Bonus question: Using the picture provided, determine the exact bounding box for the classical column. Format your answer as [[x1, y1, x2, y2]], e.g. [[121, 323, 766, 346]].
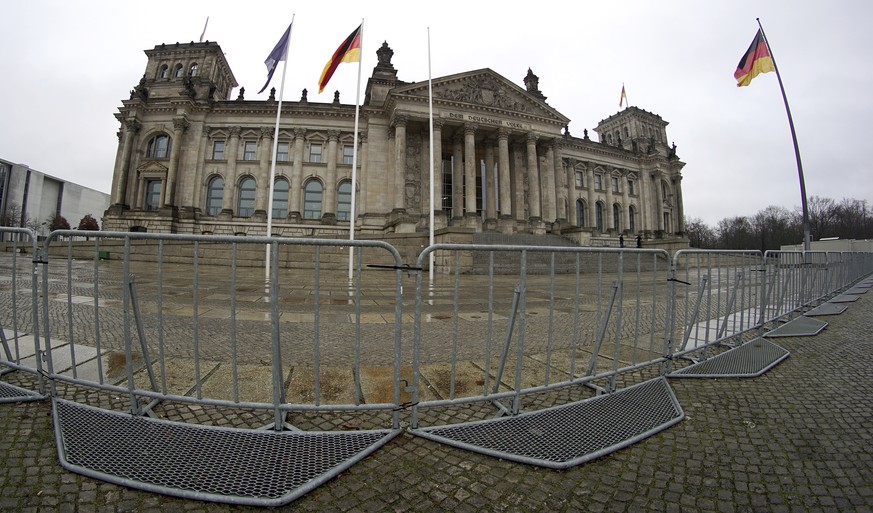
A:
[[497, 129, 512, 219], [393, 116, 407, 213], [323, 130, 340, 222], [357, 133, 368, 215], [541, 140, 557, 223], [638, 169, 650, 233], [191, 126, 211, 213], [221, 126, 240, 214], [555, 148, 567, 224], [431, 121, 444, 219], [164, 116, 189, 208], [111, 119, 140, 207], [621, 172, 630, 234], [463, 123, 478, 219], [675, 175, 685, 233], [604, 170, 614, 232], [289, 128, 305, 220], [525, 133, 541, 220], [586, 167, 595, 229], [484, 139, 497, 227], [654, 171, 665, 232], [451, 132, 464, 220], [565, 158, 577, 224], [512, 142, 526, 221], [254, 127, 272, 217]]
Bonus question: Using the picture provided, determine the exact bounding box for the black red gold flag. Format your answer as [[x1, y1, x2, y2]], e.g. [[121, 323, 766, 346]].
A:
[[734, 29, 774, 87], [318, 24, 363, 93]]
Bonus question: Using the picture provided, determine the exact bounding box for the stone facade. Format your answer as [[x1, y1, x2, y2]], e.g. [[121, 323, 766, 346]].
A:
[[103, 41, 687, 244]]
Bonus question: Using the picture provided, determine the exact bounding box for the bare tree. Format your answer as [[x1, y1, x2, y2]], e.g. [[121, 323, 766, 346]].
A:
[[684, 216, 717, 248], [716, 216, 756, 250]]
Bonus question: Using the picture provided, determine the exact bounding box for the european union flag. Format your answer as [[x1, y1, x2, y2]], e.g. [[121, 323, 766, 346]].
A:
[[258, 22, 292, 94]]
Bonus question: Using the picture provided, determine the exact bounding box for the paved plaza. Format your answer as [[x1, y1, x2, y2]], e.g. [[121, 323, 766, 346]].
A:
[[1, 266, 871, 512]]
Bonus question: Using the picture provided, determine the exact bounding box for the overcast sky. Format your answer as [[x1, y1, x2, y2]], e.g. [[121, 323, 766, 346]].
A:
[[1, 0, 871, 226]]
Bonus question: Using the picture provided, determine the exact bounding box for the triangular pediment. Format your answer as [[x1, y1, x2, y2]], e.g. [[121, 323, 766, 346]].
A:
[[391, 69, 569, 123], [137, 160, 169, 173]]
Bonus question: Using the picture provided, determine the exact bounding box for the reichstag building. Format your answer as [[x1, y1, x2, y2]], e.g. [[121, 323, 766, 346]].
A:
[[103, 40, 687, 247]]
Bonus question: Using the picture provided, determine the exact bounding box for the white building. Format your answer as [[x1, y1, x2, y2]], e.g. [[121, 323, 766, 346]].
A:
[[0, 158, 110, 237]]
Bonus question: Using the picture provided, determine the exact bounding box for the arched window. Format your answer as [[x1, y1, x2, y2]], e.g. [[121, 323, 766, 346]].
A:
[[237, 177, 256, 217], [146, 134, 171, 158], [158, 64, 169, 79], [595, 202, 604, 232], [173, 63, 184, 78], [189, 63, 198, 76], [205, 176, 224, 216], [613, 203, 621, 231], [303, 179, 323, 220], [576, 199, 586, 227], [336, 181, 352, 221], [272, 178, 289, 218], [629, 205, 636, 233]]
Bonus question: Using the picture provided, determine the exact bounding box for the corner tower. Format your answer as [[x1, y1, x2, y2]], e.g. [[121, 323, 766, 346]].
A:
[[138, 41, 238, 102]]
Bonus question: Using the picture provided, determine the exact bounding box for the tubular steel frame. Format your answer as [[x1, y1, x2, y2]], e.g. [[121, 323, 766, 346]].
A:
[[1, 228, 871, 505]]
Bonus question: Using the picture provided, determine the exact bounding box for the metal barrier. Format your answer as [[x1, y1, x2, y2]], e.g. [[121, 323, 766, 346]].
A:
[[0, 228, 45, 402], [407, 244, 684, 468], [668, 250, 764, 356], [34, 230, 406, 506], [666, 249, 792, 378], [2, 226, 872, 503]]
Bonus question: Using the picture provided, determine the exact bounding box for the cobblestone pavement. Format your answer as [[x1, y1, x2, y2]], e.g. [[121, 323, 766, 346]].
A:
[[1, 287, 871, 511]]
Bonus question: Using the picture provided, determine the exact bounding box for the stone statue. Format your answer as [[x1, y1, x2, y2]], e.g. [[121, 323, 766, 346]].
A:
[[236, 87, 245, 101], [268, 87, 276, 101]]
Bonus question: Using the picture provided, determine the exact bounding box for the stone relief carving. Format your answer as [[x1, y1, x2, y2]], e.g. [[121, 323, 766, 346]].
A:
[[436, 76, 528, 112]]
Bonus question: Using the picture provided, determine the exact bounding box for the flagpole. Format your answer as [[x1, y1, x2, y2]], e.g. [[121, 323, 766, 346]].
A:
[[757, 18, 811, 251], [427, 27, 435, 284], [348, 19, 364, 282], [266, 16, 294, 288]]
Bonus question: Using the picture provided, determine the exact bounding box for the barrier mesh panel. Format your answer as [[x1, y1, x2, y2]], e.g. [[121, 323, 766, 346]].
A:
[[411, 378, 683, 469], [670, 338, 789, 378], [0, 381, 42, 403], [764, 316, 828, 337], [805, 303, 848, 316], [54, 399, 397, 506], [830, 294, 860, 303]]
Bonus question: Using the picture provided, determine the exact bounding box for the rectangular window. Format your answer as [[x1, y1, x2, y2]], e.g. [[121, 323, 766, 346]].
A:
[[442, 158, 453, 212], [342, 144, 354, 165], [575, 171, 584, 188], [212, 140, 225, 160], [594, 174, 602, 190], [611, 176, 619, 193], [243, 141, 257, 161], [309, 143, 322, 163], [628, 179, 635, 195], [276, 142, 289, 162], [145, 180, 161, 211]]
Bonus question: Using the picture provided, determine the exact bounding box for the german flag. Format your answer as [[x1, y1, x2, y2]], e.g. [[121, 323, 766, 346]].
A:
[[318, 24, 362, 93], [734, 29, 774, 87]]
